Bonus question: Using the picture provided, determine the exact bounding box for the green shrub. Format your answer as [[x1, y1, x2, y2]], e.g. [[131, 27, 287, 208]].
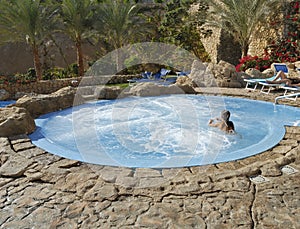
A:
[[12, 68, 37, 84], [43, 67, 65, 80], [66, 63, 79, 77], [42, 63, 79, 80]]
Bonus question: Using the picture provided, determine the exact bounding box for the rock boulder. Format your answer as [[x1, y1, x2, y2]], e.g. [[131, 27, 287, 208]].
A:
[[0, 106, 36, 137], [95, 86, 123, 100], [262, 68, 274, 78], [189, 60, 243, 88], [128, 83, 185, 97], [0, 89, 10, 100], [16, 86, 84, 118], [245, 68, 263, 78], [189, 61, 212, 87], [175, 76, 197, 94], [208, 61, 243, 88]]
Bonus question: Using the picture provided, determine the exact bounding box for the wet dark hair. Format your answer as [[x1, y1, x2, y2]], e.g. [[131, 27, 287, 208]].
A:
[[221, 110, 234, 131], [221, 110, 230, 122], [227, 120, 235, 131]]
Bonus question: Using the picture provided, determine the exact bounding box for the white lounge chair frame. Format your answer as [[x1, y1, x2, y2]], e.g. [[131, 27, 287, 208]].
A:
[[259, 82, 284, 94], [275, 92, 300, 104], [244, 63, 289, 93], [244, 79, 259, 91], [279, 85, 300, 100]]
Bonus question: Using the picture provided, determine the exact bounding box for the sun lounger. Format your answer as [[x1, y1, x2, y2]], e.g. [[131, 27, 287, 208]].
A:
[[257, 63, 290, 94], [259, 81, 285, 94], [244, 63, 289, 92], [176, 71, 190, 76], [160, 68, 171, 77], [244, 77, 275, 91], [128, 69, 174, 86], [273, 63, 289, 74], [128, 71, 152, 85]]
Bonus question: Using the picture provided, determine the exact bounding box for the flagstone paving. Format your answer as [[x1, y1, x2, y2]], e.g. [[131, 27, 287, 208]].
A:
[[0, 88, 300, 228]]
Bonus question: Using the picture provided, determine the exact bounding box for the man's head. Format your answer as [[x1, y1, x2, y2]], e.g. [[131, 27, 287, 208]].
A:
[[221, 110, 230, 122]]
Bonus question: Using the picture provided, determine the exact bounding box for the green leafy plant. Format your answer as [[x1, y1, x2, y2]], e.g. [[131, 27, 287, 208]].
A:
[[66, 63, 79, 77], [42, 63, 79, 80], [159, 0, 211, 61], [43, 67, 65, 80], [1, 71, 37, 85]]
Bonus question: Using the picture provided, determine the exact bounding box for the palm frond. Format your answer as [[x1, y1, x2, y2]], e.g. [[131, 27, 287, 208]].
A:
[[0, 0, 59, 46], [203, 0, 283, 55], [95, 0, 152, 49]]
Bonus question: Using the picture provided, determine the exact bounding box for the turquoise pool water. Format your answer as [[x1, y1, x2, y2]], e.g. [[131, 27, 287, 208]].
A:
[[29, 95, 300, 168]]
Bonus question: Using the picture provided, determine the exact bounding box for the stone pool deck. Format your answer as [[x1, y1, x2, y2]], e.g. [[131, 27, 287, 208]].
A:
[[0, 87, 300, 228]]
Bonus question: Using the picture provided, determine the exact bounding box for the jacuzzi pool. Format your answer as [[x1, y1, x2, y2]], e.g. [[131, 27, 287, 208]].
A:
[[29, 95, 300, 168]]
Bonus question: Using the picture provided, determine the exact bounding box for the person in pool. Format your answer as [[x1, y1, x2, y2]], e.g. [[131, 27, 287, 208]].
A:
[[208, 110, 235, 134]]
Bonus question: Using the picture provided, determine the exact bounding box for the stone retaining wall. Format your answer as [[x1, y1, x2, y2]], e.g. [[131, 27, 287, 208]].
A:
[[0, 75, 138, 98], [0, 78, 80, 96], [80, 75, 138, 86]]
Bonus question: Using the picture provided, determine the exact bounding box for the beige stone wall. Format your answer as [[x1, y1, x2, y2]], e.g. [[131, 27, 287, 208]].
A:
[[0, 75, 137, 97], [201, 23, 282, 64], [0, 78, 80, 96], [201, 27, 242, 65], [201, 27, 221, 63], [248, 14, 284, 56]]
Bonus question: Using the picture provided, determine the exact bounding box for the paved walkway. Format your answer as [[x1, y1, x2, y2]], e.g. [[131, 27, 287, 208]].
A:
[[0, 88, 300, 228]]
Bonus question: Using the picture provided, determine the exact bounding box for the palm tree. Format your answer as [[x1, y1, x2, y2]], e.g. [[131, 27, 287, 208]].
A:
[[59, 0, 95, 76], [203, 0, 283, 57], [0, 0, 58, 80], [94, 0, 151, 72]]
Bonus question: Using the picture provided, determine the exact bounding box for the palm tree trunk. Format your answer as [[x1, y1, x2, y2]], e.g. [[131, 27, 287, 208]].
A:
[[115, 47, 125, 73], [76, 36, 84, 77], [242, 44, 249, 57], [33, 45, 43, 80], [116, 49, 120, 73]]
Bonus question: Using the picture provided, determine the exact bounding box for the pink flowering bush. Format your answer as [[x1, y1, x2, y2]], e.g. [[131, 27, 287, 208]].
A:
[[266, 1, 299, 63], [236, 55, 272, 72]]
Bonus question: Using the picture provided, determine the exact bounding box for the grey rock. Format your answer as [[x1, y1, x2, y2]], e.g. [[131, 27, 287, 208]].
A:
[[0, 89, 10, 100]]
